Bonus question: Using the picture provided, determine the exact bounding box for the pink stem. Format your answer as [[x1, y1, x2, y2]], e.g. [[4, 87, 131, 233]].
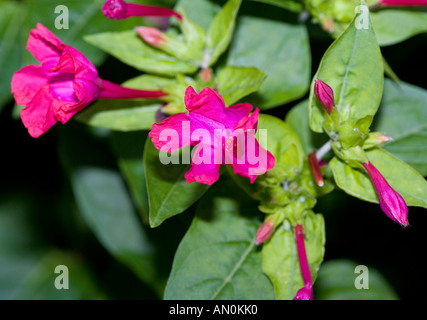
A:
[[295, 224, 312, 286], [98, 79, 167, 100], [124, 3, 182, 21]]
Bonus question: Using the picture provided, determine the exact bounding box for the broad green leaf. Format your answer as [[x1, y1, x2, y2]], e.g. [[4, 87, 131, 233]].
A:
[[258, 114, 304, 167], [164, 178, 275, 300], [228, 114, 305, 196], [247, 0, 303, 12], [216, 66, 266, 105], [110, 131, 150, 224], [76, 100, 162, 132], [315, 259, 398, 300], [206, 0, 242, 66], [175, 0, 219, 32], [263, 210, 325, 300], [372, 79, 427, 176], [144, 140, 210, 227], [371, 9, 427, 47], [329, 148, 427, 209], [285, 99, 329, 155], [84, 31, 197, 76], [308, 7, 383, 132], [76, 75, 175, 131], [58, 125, 163, 294], [227, 15, 310, 109]]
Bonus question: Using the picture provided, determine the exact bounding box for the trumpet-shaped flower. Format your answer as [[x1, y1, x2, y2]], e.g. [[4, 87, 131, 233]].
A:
[[11, 23, 166, 138], [149, 86, 275, 185]]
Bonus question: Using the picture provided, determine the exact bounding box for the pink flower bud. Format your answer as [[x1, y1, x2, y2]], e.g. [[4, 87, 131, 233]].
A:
[[379, 0, 427, 6], [135, 27, 167, 47], [308, 151, 324, 187], [362, 161, 408, 226], [255, 219, 274, 245], [102, 0, 182, 21], [314, 79, 335, 114]]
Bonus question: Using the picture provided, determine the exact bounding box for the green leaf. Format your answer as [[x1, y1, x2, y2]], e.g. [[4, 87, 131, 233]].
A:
[[228, 114, 305, 196], [263, 210, 325, 300], [175, 0, 218, 32], [110, 131, 150, 224], [285, 99, 329, 155], [216, 66, 266, 105], [258, 114, 304, 167], [58, 125, 163, 294], [144, 140, 210, 227], [315, 259, 398, 300], [246, 0, 303, 12], [371, 9, 427, 47], [372, 79, 427, 176], [206, 0, 242, 66], [164, 177, 275, 300], [329, 148, 427, 209], [226, 15, 310, 109], [76, 100, 162, 132], [84, 30, 197, 76], [308, 7, 383, 132], [76, 75, 175, 131]]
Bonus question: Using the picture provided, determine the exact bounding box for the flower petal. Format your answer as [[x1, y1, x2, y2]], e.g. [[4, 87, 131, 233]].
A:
[[184, 144, 221, 185], [11, 65, 49, 105], [184, 87, 252, 129], [20, 84, 58, 138], [26, 23, 62, 64]]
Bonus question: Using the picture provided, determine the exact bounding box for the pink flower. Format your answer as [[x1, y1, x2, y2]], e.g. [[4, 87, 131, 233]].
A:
[[362, 161, 408, 226], [11, 23, 167, 138], [148, 86, 275, 185], [314, 79, 335, 115], [379, 0, 427, 5], [255, 219, 274, 245], [102, 0, 182, 21], [293, 224, 314, 300]]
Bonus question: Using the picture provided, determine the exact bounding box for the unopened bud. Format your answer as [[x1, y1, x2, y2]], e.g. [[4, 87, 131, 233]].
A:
[[255, 219, 274, 245], [200, 68, 213, 82], [135, 26, 167, 47], [362, 161, 408, 226], [314, 79, 335, 114], [308, 151, 324, 187]]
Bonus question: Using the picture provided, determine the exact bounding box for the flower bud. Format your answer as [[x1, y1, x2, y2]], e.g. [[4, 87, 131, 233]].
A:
[[362, 161, 408, 226], [135, 26, 167, 47], [308, 151, 324, 187], [255, 218, 274, 245], [314, 79, 335, 114]]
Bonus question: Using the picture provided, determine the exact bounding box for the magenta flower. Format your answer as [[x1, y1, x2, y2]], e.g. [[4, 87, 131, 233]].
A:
[[362, 161, 408, 226], [148, 86, 275, 185], [293, 224, 314, 300], [379, 0, 427, 6], [314, 79, 335, 115], [102, 0, 182, 21], [11, 23, 167, 138], [255, 218, 274, 245]]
